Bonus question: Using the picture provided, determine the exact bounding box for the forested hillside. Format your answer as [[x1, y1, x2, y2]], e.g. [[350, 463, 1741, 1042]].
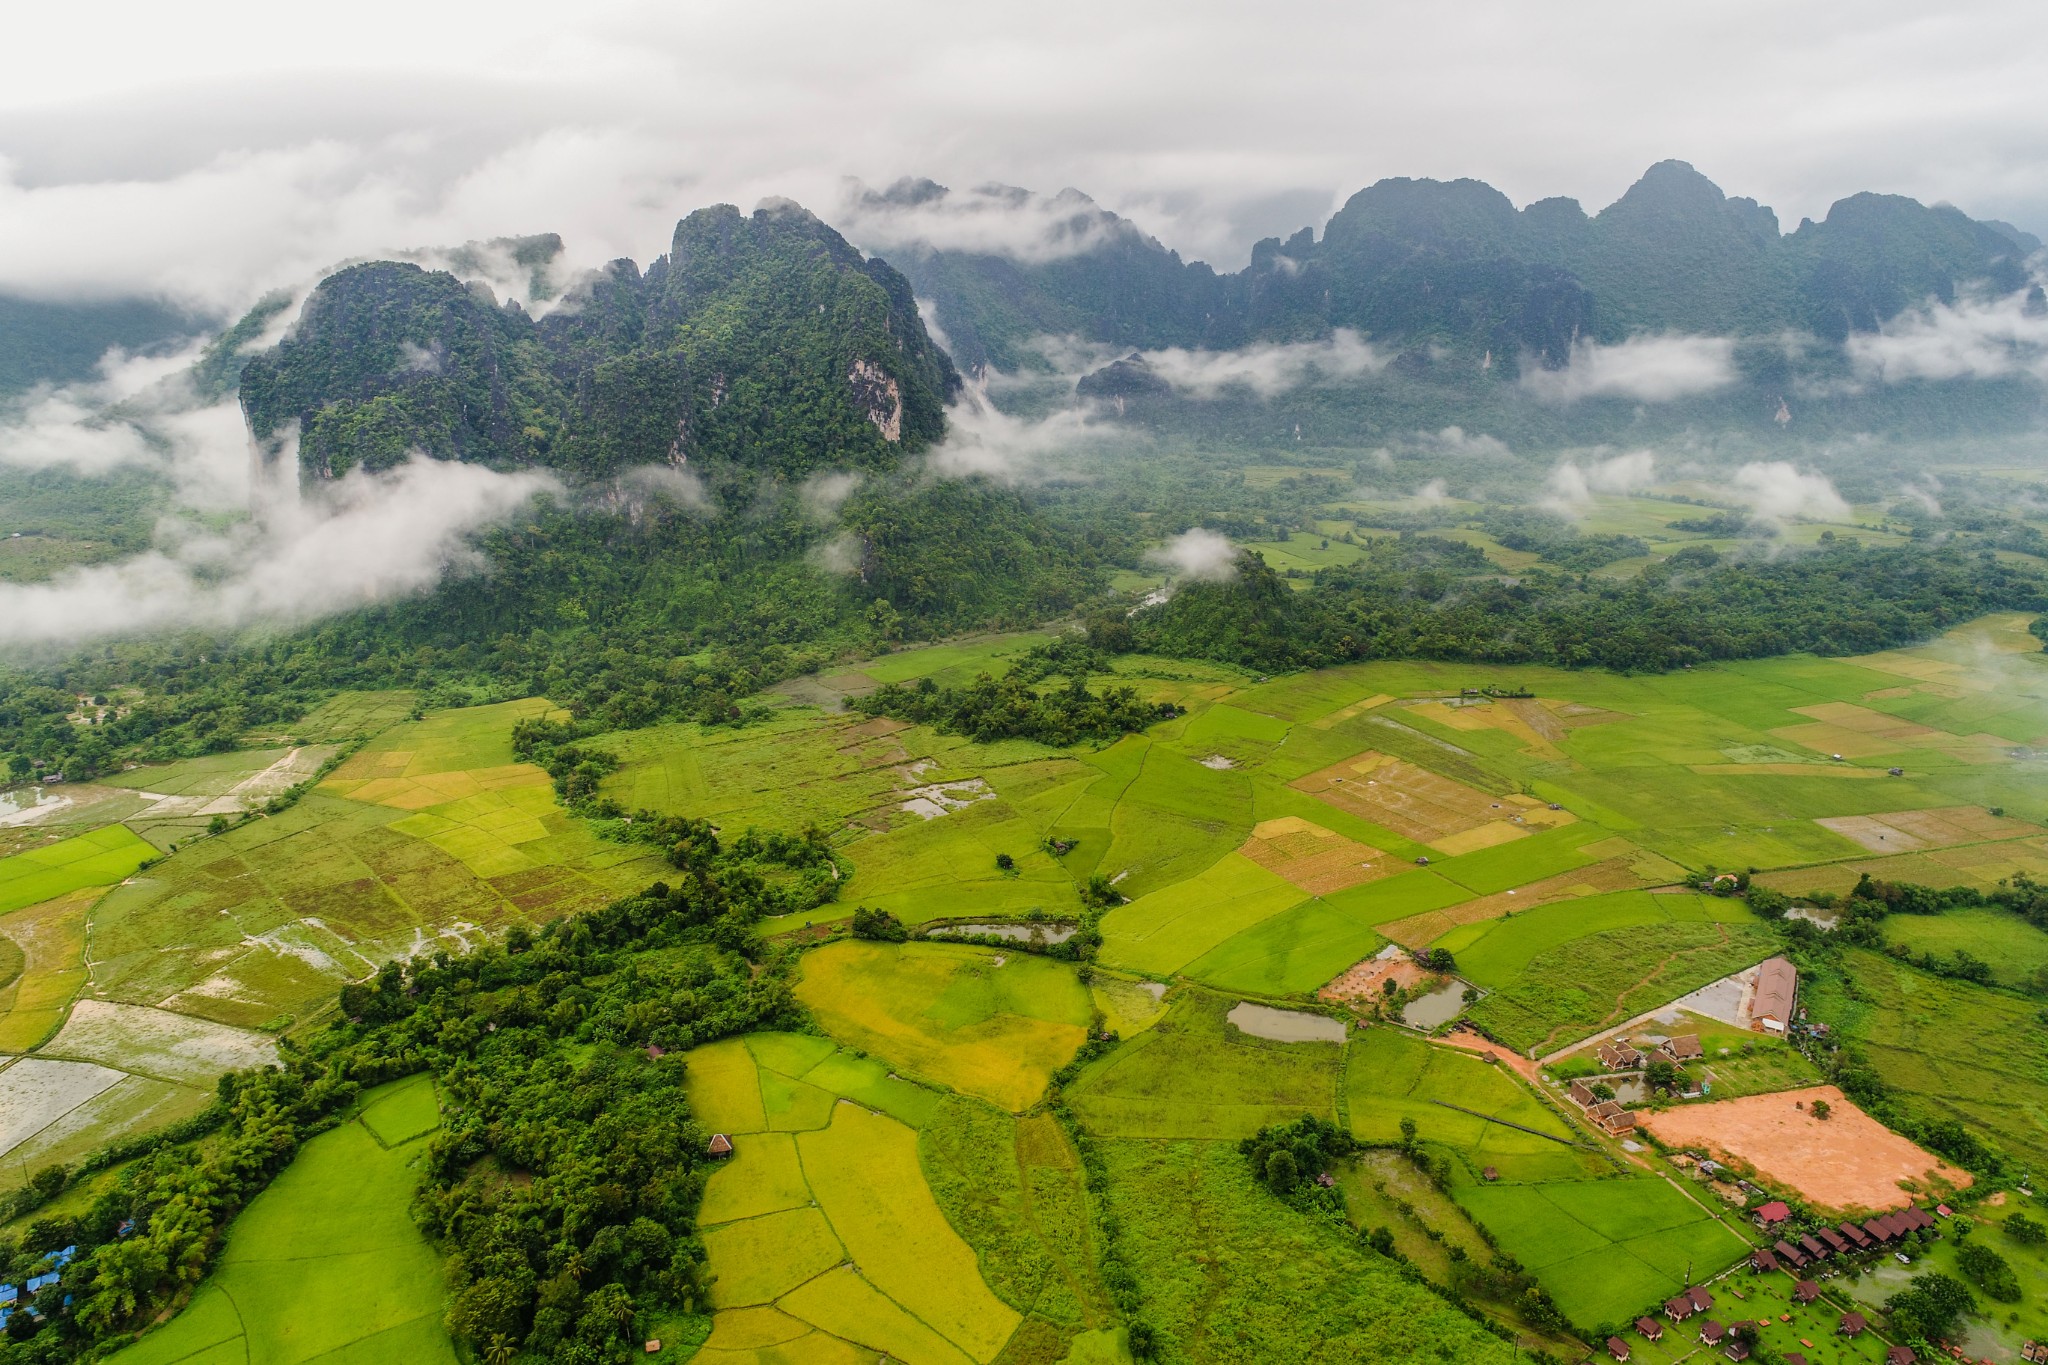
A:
[[886, 162, 2040, 377], [238, 201, 959, 485]]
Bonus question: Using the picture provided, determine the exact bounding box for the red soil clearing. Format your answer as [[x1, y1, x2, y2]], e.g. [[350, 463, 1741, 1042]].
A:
[[1640, 1085, 1970, 1211]]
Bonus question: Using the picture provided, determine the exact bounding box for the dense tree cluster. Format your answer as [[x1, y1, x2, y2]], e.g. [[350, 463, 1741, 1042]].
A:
[[1241, 1115, 1357, 1215], [1478, 509, 1649, 571], [851, 667, 1177, 746], [1127, 540, 2047, 674]]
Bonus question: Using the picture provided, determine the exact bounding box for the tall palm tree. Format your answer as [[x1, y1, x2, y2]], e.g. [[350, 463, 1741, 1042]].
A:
[[484, 1333, 515, 1365]]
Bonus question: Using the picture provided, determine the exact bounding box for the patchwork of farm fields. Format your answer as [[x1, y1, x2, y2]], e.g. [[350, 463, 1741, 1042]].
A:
[[11, 613, 2048, 1359]]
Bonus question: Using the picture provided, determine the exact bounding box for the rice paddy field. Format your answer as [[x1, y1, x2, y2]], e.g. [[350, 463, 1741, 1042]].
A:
[[683, 1027, 1117, 1364], [106, 1074, 457, 1365], [1454, 1176, 1752, 1328], [792, 940, 1092, 1111]]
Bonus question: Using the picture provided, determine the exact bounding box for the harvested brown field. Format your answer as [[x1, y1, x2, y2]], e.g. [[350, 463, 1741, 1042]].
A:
[[1814, 805, 2038, 854], [1319, 949, 1428, 1003], [1772, 702, 2012, 765], [1640, 1085, 1970, 1211], [1290, 750, 1573, 852], [1239, 816, 1391, 895], [1376, 855, 1650, 949]]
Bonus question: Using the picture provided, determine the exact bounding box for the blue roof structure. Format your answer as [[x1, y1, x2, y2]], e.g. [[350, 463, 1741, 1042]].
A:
[[47, 1246, 75, 1269], [0, 1285, 13, 1305], [25, 1272, 58, 1294]]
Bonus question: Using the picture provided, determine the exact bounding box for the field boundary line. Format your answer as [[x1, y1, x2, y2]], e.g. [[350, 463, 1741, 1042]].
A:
[[1426, 1100, 1591, 1150]]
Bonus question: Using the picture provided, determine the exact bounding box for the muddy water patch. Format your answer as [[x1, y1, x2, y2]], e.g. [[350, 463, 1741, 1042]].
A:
[[1228, 1002, 1347, 1044], [1400, 979, 1472, 1030], [925, 922, 1077, 945]]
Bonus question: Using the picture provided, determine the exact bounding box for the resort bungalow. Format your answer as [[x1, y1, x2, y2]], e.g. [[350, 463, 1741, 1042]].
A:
[[1664, 1295, 1697, 1322], [1699, 1320, 1726, 1346], [1794, 1280, 1821, 1304], [1862, 1217, 1894, 1245], [1839, 1221, 1872, 1249], [1663, 1035, 1705, 1063], [1688, 1287, 1714, 1314], [1597, 1106, 1639, 1135], [1634, 1317, 1664, 1342], [1749, 1248, 1779, 1272], [1886, 1348, 1915, 1365], [1817, 1227, 1850, 1255], [1569, 1081, 1598, 1108], [1753, 1201, 1791, 1230], [1725, 1340, 1751, 1363], [1784, 1354, 1809, 1365], [1607, 1337, 1631, 1361], [1839, 1311, 1868, 1337], [1751, 956, 1798, 1033], [1597, 1042, 1645, 1070], [1798, 1234, 1828, 1261], [1773, 1239, 1809, 1269]]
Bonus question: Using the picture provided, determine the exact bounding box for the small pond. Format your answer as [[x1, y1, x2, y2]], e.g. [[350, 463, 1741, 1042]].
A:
[[1400, 979, 1472, 1030], [1228, 1002, 1347, 1044]]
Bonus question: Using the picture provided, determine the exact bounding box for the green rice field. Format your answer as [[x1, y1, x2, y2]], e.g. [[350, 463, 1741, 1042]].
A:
[[1454, 1176, 1752, 1328], [106, 1074, 456, 1365]]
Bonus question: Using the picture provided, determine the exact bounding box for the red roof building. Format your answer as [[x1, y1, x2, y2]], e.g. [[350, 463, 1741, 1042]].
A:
[[1839, 1311, 1867, 1336], [1794, 1280, 1820, 1303], [1607, 1337, 1631, 1361], [1688, 1287, 1714, 1313], [1634, 1317, 1664, 1341], [1753, 1201, 1792, 1228], [1699, 1320, 1726, 1345]]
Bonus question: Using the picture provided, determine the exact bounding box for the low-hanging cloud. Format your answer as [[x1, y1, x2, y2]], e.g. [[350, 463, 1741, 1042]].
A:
[[797, 470, 863, 522], [1413, 426, 1512, 459], [1846, 288, 2048, 384], [1728, 461, 1850, 523], [0, 347, 254, 511], [922, 382, 1122, 484], [1146, 527, 1237, 582], [841, 180, 1137, 264], [0, 457, 555, 651], [1541, 449, 1657, 512], [1130, 330, 1385, 398], [1522, 335, 1739, 403]]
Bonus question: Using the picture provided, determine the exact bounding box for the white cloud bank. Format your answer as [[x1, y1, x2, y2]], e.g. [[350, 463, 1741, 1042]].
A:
[[1729, 461, 1850, 523], [1146, 527, 1238, 582], [1134, 330, 1385, 398], [0, 457, 554, 650], [1847, 289, 2048, 384], [1522, 335, 1739, 403], [841, 182, 1137, 264], [1542, 450, 1657, 512]]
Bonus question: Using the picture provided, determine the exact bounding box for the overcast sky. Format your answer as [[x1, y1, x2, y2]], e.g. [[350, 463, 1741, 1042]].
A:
[[4, 0, 2046, 312]]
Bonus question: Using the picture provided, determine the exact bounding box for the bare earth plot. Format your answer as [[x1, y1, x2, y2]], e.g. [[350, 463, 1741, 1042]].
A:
[[1641, 1085, 1969, 1211], [1814, 804, 2039, 853], [1238, 816, 1391, 895]]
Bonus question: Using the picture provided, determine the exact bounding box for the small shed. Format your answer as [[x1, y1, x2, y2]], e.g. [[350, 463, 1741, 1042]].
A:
[[707, 1133, 734, 1159], [1482, 1166, 1498, 1182], [1784, 1354, 1809, 1365]]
